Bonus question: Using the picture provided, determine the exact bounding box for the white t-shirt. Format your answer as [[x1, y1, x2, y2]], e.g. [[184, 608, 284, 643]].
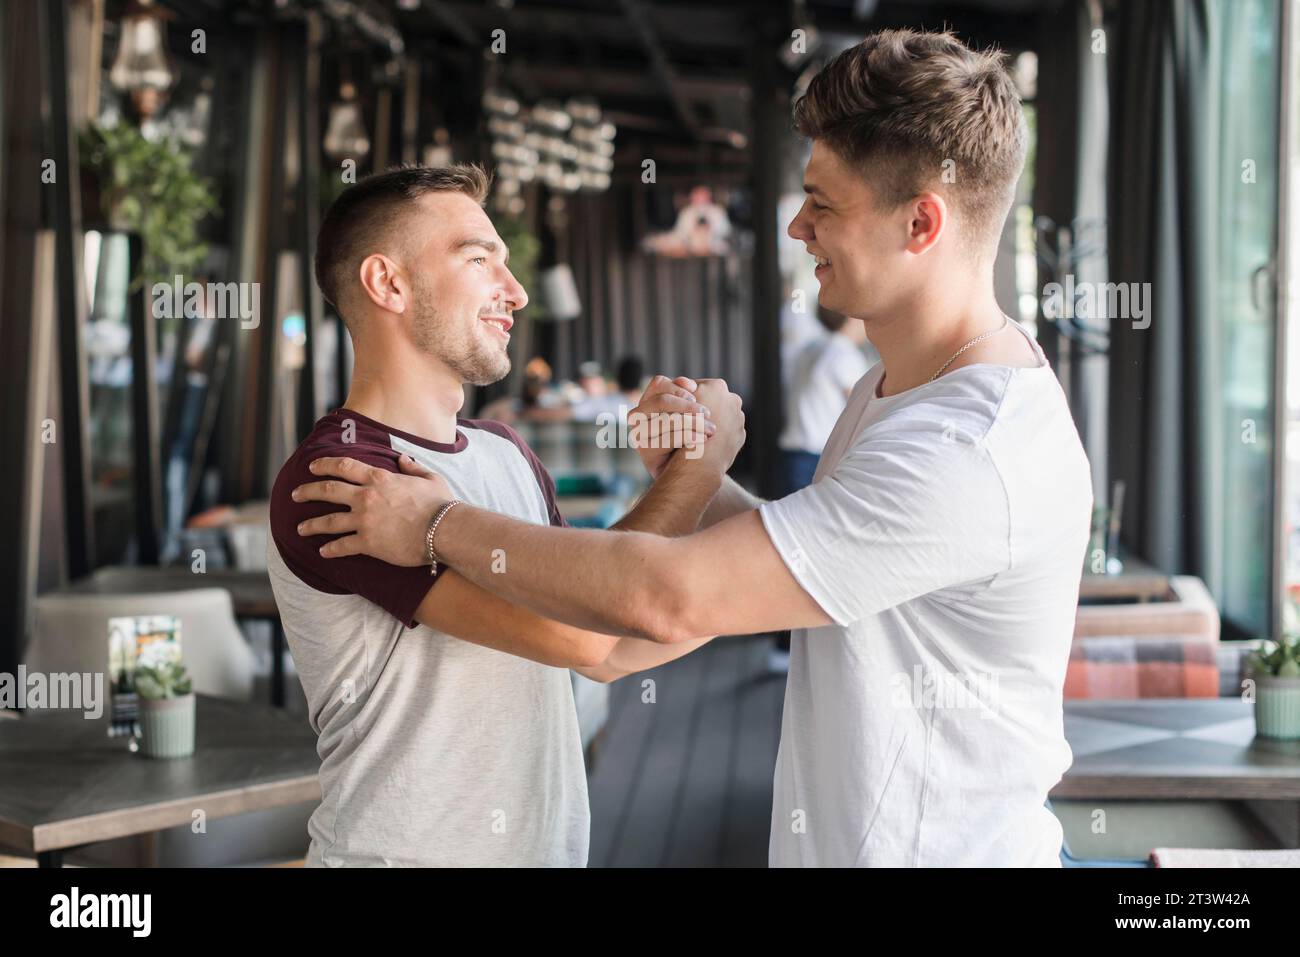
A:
[[779, 332, 873, 454], [760, 319, 1093, 867]]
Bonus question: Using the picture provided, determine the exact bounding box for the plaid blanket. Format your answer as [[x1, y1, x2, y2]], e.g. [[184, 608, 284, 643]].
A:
[[1064, 636, 1219, 699]]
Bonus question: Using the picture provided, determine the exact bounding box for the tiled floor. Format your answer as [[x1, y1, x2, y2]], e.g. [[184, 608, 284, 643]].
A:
[[586, 634, 785, 867]]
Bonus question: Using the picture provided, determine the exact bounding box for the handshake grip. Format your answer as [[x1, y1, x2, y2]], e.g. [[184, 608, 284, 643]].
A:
[[627, 375, 746, 477]]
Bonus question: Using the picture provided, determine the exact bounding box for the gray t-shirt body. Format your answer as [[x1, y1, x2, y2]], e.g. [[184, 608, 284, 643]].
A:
[[268, 410, 589, 867]]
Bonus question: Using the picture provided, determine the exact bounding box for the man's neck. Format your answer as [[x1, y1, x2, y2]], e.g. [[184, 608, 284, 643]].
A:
[[868, 282, 1005, 398], [343, 340, 466, 444]]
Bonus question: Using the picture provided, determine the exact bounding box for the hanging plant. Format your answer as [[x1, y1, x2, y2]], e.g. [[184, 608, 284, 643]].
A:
[[78, 121, 220, 289]]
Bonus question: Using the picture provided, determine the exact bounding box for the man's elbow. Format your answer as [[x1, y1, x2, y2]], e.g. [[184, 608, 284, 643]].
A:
[[627, 574, 706, 645], [569, 634, 617, 670], [606, 536, 706, 644], [577, 663, 621, 684]]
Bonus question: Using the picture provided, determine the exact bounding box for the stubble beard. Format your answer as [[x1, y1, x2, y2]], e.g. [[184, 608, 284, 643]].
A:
[[409, 282, 511, 387]]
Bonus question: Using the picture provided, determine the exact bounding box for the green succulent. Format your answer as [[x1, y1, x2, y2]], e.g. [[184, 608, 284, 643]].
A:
[[134, 661, 194, 701], [78, 121, 220, 290], [1249, 633, 1300, 679]]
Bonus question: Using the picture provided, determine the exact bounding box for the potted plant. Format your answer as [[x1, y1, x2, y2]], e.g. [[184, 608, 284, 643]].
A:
[[135, 660, 196, 758], [78, 121, 219, 290], [1247, 634, 1300, 740]]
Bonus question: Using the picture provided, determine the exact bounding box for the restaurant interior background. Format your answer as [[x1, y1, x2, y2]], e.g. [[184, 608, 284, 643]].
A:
[[1, 0, 1298, 868]]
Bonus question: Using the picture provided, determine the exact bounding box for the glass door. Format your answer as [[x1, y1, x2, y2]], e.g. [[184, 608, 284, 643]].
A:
[[1279, 0, 1300, 636], [1212, 0, 1284, 638]]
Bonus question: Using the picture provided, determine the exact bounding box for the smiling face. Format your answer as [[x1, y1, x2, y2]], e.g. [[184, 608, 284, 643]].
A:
[[403, 191, 528, 386], [786, 141, 918, 321], [787, 30, 1028, 324]]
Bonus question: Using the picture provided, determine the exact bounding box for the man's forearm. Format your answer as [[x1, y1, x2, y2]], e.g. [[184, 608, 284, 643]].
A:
[[591, 634, 714, 682], [574, 453, 723, 675], [700, 475, 765, 528], [613, 451, 722, 537], [431, 500, 688, 642]]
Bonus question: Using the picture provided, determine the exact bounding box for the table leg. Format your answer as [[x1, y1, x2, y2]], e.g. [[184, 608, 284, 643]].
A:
[[37, 850, 63, 868], [272, 618, 286, 709]]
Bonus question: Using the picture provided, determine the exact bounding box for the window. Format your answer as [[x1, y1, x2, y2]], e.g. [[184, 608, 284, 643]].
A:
[[1211, 0, 1283, 638]]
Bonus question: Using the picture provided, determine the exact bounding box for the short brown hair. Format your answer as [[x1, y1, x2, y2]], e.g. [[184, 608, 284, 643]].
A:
[[793, 29, 1026, 253], [314, 163, 491, 318]]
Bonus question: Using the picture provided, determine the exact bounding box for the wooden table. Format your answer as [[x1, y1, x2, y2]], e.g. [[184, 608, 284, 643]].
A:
[[0, 695, 319, 866], [1077, 556, 1171, 603], [62, 565, 290, 707], [1054, 698, 1300, 800]]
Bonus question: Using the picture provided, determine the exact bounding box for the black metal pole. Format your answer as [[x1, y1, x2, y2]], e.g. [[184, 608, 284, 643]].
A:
[[128, 234, 163, 565], [246, 27, 288, 500], [0, 0, 46, 675], [296, 14, 323, 439], [748, 2, 788, 500], [42, 0, 95, 576]]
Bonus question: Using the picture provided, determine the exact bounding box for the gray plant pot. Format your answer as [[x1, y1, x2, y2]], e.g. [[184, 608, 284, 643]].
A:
[[1254, 676, 1300, 740], [139, 693, 196, 759]]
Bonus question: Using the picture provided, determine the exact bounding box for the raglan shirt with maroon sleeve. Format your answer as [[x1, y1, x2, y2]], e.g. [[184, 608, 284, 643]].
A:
[[269, 410, 566, 627], [266, 408, 588, 867]]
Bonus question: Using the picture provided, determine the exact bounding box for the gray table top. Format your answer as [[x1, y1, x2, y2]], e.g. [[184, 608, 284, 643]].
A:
[[1056, 698, 1300, 800], [0, 695, 320, 854]]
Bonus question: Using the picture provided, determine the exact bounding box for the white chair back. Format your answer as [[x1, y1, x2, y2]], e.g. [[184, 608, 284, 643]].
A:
[[25, 588, 255, 701]]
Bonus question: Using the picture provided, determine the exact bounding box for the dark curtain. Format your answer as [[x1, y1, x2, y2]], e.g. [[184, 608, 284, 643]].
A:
[[1106, 0, 1214, 583], [482, 187, 755, 412]]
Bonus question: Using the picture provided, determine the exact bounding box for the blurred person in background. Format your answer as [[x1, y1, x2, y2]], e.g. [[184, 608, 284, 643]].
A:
[[777, 304, 872, 496], [571, 355, 647, 423]]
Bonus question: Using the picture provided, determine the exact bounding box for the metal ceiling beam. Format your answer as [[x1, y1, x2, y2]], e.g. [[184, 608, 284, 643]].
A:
[[615, 0, 701, 136], [520, 63, 747, 100], [605, 110, 747, 147], [417, 0, 478, 48], [406, 0, 750, 51]]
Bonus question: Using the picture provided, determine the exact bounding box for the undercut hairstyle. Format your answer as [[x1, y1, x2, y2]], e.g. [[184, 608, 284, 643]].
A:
[[793, 28, 1027, 255], [313, 163, 491, 322]]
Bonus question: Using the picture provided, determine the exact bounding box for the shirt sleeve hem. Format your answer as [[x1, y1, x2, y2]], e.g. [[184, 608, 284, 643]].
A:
[[392, 572, 445, 629], [758, 500, 853, 628]]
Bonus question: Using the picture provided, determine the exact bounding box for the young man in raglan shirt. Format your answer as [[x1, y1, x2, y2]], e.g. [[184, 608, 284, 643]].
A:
[[294, 29, 1096, 867], [267, 164, 746, 867]]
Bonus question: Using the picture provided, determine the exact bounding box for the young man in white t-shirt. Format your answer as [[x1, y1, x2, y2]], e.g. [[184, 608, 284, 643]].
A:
[[292, 28, 1094, 866]]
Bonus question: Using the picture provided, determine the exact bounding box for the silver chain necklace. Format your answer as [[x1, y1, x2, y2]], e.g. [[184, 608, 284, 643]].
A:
[[928, 314, 1011, 383]]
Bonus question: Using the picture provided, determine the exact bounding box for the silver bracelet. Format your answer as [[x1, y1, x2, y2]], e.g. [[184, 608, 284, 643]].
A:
[[424, 500, 464, 576]]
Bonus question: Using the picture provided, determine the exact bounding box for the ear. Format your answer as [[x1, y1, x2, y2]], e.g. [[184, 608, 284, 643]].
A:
[[357, 253, 410, 315], [904, 191, 947, 256]]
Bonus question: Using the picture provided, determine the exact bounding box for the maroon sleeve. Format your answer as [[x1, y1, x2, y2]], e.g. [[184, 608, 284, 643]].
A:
[[461, 418, 569, 528], [269, 433, 440, 628]]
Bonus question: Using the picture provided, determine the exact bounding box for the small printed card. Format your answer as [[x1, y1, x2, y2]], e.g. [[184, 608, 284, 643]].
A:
[[107, 616, 182, 738]]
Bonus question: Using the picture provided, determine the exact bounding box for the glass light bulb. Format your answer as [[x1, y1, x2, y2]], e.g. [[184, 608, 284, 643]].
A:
[[323, 101, 370, 163]]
